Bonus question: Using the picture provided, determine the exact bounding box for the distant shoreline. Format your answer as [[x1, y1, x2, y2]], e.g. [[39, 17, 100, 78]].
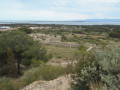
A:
[[0, 21, 120, 25]]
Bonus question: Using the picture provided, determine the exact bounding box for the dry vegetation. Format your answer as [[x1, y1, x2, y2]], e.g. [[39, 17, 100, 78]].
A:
[[0, 24, 120, 90]]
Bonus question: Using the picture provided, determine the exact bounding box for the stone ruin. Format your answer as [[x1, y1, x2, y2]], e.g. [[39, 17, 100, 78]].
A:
[[30, 33, 81, 48]]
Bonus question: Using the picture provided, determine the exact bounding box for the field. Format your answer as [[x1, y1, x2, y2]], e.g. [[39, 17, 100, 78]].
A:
[[45, 45, 79, 59]]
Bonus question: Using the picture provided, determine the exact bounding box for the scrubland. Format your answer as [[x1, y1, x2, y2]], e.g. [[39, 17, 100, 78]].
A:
[[0, 25, 120, 90]]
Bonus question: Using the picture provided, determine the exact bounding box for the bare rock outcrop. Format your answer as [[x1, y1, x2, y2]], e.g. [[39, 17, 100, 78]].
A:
[[22, 75, 73, 90]]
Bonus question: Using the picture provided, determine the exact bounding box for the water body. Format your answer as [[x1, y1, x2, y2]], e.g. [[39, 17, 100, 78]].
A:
[[0, 21, 120, 25]]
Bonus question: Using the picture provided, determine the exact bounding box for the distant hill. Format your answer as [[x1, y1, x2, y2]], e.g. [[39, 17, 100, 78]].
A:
[[74, 19, 120, 22]]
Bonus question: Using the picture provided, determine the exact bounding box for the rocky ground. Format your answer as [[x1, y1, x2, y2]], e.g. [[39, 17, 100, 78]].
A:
[[22, 75, 73, 90]]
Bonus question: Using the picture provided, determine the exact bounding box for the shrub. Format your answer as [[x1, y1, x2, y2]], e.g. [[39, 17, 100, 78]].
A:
[[109, 31, 120, 39], [30, 59, 45, 67], [73, 46, 120, 90], [56, 55, 62, 59], [0, 31, 2, 34], [94, 46, 120, 90], [72, 52, 95, 90], [61, 34, 67, 42], [47, 53, 53, 59], [0, 77, 14, 90], [19, 27, 32, 34]]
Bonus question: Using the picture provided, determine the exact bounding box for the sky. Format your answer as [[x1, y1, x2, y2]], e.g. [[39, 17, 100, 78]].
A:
[[0, 0, 120, 21]]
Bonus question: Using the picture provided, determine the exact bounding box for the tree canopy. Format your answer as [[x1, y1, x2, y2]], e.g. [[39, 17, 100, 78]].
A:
[[0, 30, 48, 75]]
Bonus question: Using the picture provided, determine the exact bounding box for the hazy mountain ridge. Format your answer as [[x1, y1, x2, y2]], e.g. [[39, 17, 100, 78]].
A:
[[75, 19, 120, 22]]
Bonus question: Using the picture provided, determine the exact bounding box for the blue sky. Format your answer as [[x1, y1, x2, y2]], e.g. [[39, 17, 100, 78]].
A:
[[0, 0, 120, 21]]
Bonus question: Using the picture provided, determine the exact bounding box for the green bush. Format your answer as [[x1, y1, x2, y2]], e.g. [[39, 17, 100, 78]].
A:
[[0, 31, 2, 34], [72, 52, 95, 90], [109, 30, 120, 39], [56, 55, 62, 59], [30, 59, 45, 67], [73, 46, 120, 90], [19, 27, 32, 34], [94, 46, 120, 90], [0, 77, 14, 90], [61, 34, 67, 42], [47, 53, 53, 60]]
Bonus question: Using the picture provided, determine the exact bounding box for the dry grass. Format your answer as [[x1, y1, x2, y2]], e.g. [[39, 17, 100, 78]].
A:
[[90, 82, 105, 90], [44, 45, 79, 59], [66, 34, 105, 39], [90, 35, 105, 39], [0, 65, 66, 90]]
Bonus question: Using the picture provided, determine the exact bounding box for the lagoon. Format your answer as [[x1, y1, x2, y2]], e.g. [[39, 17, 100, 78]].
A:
[[0, 21, 120, 25]]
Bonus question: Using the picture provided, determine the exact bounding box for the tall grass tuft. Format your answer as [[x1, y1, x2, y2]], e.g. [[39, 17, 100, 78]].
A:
[[0, 65, 66, 90]]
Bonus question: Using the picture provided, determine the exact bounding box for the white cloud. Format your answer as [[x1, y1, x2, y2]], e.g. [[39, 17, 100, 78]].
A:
[[0, 0, 24, 10], [0, 0, 120, 20], [90, 0, 120, 3], [0, 10, 89, 20]]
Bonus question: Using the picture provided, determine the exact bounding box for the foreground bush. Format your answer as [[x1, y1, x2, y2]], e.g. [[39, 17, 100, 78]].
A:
[[0, 65, 66, 90], [73, 46, 120, 90]]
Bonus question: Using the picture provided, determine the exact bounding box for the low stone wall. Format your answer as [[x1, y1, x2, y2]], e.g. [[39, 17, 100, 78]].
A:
[[45, 42, 79, 48]]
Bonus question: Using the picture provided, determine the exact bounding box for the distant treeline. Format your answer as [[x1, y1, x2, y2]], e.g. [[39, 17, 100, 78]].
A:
[[0, 24, 120, 38]]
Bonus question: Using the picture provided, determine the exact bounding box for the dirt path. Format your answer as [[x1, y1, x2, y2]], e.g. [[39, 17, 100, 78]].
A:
[[87, 46, 93, 52]]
